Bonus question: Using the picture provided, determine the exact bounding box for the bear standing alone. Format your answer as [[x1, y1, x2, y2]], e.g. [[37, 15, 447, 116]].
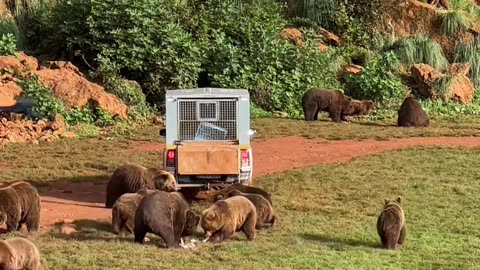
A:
[[201, 196, 257, 243], [0, 181, 41, 233], [377, 197, 407, 250], [134, 190, 200, 249], [105, 162, 179, 208], [0, 237, 42, 270], [397, 97, 429, 127]]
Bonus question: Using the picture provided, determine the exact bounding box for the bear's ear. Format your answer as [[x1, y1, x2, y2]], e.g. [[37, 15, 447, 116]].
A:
[[396, 196, 402, 204], [206, 212, 216, 221], [384, 198, 389, 205]]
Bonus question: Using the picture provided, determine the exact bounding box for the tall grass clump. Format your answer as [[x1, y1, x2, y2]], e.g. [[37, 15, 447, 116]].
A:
[[439, 11, 470, 36], [454, 37, 480, 88], [393, 35, 449, 71], [0, 17, 23, 49]]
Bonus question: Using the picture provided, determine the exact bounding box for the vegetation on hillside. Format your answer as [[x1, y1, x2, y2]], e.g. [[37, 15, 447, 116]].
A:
[[0, 0, 479, 122]]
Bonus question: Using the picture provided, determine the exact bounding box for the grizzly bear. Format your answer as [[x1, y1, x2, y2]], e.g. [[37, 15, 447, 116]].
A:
[[0, 211, 6, 226], [0, 237, 42, 270], [111, 188, 156, 236], [341, 99, 375, 122], [397, 97, 429, 127], [224, 190, 275, 229], [134, 190, 200, 249], [105, 162, 179, 208], [201, 196, 257, 243], [377, 196, 406, 250], [302, 87, 352, 123], [214, 183, 273, 206], [0, 181, 41, 233]]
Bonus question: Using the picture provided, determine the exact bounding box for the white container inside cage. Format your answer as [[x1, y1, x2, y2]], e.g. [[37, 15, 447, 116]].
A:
[[195, 122, 228, 141]]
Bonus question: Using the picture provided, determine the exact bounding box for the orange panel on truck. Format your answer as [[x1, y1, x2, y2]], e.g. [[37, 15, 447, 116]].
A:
[[177, 142, 240, 175]]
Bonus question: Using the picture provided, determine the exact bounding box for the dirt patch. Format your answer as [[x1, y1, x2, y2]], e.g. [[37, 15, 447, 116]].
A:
[[36, 136, 480, 230]]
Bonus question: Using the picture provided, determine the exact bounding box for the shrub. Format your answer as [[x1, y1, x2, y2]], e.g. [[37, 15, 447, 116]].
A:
[[343, 51, 407, 109], [0, 17, 23, 50], [88, 0, 203, 109], [392, 35, 449, 71], [205, 22, 340, 116], [0, 33, 17, 55], [454, 37, 480, 88], [439, 11, 469, 37]]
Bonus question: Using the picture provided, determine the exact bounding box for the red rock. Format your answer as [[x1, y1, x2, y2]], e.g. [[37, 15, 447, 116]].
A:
[[280, 28, 303, 46], [317, 27, 340, 46], [449, 63, 470, 76], [445, 74, 474, 104], [342, 64, 365, 75], [411, 64, 445, 99]]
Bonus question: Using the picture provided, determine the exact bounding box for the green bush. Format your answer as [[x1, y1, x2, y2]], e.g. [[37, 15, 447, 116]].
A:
[[343, 51, 407, 109], [0, 17, 23, 50], [439, 11, 470, 37], [0, 33, 17, 56]]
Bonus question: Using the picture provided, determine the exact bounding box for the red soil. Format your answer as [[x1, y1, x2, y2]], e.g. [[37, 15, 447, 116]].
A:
[[37, 136, 480, 230]]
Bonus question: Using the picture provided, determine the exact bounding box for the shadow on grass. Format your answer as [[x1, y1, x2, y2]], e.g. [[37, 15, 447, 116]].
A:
[[37, 175, 109, 205], [300, 233, 381, 249]]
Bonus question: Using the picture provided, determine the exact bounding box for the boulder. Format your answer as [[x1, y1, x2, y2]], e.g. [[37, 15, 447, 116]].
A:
[[411, 64, 445, 99], [316, 27, 340, 46], [449, 63, 470, 76], [445, 74, 474, 104], [342, 64, 364, 75], [280, 28, 303, 46], [318, 40, 329, 52], [17, 52, 39, 71]]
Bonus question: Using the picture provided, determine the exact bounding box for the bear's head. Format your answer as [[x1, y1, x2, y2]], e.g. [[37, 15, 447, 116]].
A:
[[152, 171, 180, 192], [383, 196, 402, 207], [0, 211, 6, 226], [362, 100, 375, 113], [200, 208, 223, 237], [182, 210, 200, 237]]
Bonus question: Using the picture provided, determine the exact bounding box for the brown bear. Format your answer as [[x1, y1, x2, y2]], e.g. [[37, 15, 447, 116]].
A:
[[105, 162, 179, 208], [341, 99, 375, 122], [201, 196, 257, 243], [0, 211, 6, 226], [397, 97, 429, 127], [0, 237, 42, 270], [302, 87, 352, 123], [214, 183, 273, 206], [224, 190, 275, 229], [0, 181, 41, 233], [111, 188, 156, 236], [377, 196, 406, 250], [134, 190, 200, 249]]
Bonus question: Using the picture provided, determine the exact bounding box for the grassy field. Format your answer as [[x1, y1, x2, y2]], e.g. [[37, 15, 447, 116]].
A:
[[2, 146, 480, 269], [251, 116, 480, 140]]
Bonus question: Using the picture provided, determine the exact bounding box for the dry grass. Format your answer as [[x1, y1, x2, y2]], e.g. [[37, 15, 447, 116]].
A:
[[3, 146, 480, 269]]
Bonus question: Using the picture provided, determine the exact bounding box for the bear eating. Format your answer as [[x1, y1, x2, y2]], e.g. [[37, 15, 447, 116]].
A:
[[134, 190, 200, 249], [214, 183, 273, 206], [376, 196, 407, 250], [224, 190, 276, 229], [201, 196, 257, 243], [105, 162, 179, 208], [397, 96, 429, 127], [0, 181, 41, 233], [341, 99, 375, 122]]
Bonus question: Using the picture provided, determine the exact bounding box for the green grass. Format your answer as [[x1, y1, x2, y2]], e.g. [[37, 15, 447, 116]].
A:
[[454, 37, 480, 88], [439, 10, 470, 37], [4, 147, 480, 269], [393, 35, 449, 71]]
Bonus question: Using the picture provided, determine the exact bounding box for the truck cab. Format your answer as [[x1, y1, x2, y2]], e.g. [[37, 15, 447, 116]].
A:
[[162, 88, 253, 190]]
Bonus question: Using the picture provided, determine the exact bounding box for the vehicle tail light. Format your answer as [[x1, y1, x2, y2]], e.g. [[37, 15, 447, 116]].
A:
[[166, 150, 176, 167], [241, 149, 250, 167]]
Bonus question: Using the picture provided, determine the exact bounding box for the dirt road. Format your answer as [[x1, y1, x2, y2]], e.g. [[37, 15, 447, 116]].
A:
[[38, 136, 480, 230]]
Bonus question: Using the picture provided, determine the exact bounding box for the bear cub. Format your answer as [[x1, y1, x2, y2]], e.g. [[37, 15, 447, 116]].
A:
[[224, 190, 276, 229], [377, 196, 407, 250]]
